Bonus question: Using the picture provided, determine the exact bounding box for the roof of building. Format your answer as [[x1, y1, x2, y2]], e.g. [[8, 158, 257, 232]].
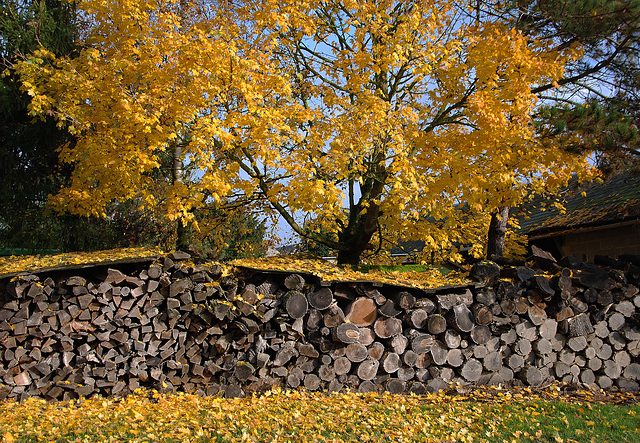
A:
[[517, 172, 640, 238]]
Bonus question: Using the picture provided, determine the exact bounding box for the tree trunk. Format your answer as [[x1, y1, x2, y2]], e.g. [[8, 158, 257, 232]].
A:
[[336, 207, 379, 265], [176, 219, 190, 251], [336, 240, 372, 266], [487, 206, 510, 260], [171, 138, 191, 251], [336, 172, 385, 265]]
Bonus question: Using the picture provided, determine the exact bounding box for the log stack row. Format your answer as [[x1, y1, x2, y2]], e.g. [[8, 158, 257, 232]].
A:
[[0, 251, 639, 401]]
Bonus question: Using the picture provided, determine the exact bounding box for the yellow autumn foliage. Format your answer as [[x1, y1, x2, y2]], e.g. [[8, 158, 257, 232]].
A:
[[232, 256, 469, 289], [14, 0, 595, 264], [0, 247, 164, 276], [0, 247, 464, 290]]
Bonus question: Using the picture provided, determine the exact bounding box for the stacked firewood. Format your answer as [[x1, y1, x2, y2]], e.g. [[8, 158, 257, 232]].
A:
[[0, 251, 638, 401]]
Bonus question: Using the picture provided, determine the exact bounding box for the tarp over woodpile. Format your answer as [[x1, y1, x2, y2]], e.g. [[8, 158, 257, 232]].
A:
[[0, 247, 164, 280], [230, 256, 473, 292], [0, 249, 474, 292]]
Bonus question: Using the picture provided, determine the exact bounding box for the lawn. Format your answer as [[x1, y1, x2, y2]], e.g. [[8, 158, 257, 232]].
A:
[[1, 387, 638, 442]]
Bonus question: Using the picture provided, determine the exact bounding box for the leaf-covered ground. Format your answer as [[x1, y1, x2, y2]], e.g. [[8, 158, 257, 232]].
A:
[[0, 249, 471, 289], [231, 256, 471, 289], [0, 247, 165, 276], [1, 387, 638, 443]]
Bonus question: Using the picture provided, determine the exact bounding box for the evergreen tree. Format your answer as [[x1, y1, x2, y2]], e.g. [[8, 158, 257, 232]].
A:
[[0, 0, 81, 251]]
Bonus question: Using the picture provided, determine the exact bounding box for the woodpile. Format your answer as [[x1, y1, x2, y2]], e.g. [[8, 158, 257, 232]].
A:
[[0, 250, 639, 401]]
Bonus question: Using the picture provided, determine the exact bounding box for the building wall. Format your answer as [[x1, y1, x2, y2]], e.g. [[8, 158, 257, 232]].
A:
[[552, 221, 640, 262]]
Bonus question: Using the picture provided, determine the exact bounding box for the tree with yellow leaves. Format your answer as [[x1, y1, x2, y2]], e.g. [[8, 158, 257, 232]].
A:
[[15, 0, 594, 264]]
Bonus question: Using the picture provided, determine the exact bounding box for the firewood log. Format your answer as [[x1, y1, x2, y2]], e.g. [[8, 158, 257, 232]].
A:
[[358, 327, 375, 346], [443, 329, 461, 349], [448, 304, 474, 333], [430, 341, 448, 366], [403, 350, 418, 367], [382, 353, 401, 373], [427, 314, 447, 335], [284, 274, 305, 291], [527, 304, 547, 326], [460, 358, 482, 382], [390, 334, 408, 355], [308, 288, 334, 311], [567, 336, 588, 352], [304, 374, 321, 391], [367, 342, 385, 360], [285, 291, 308, 319], [373, 317, 402, 339], [345, 343, 368, 363], [345, 297, 377, 327], [334, 357, 352, 375], [470, 325, 491, 345], [386, 378, 406, 394], [407, 309, 429, 329], [318, 365, 336, 382], [446, 349, 464, 367], [483, 351, 503, 372], [357, 360, 379, 381], [411, 333, 435, 354], [332, 323, 361, 344], [323, 305, 345, 328], [471, 304, 493, 326], [378, 300, 402, 317], [390, 291, 416, 310], [520, 366, 543, 386]]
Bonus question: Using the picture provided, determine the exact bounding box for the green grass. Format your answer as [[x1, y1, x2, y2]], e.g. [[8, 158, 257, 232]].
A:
[[486, 400, 640, 442], [355, 264, 434, 273]]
